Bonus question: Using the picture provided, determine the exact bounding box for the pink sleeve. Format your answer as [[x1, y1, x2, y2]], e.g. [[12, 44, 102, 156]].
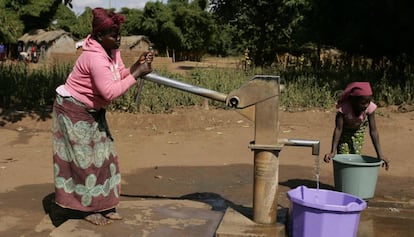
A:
[[89, 53, 136, 101], [366, 102, 377, 114], [120, 68, 131, 79]]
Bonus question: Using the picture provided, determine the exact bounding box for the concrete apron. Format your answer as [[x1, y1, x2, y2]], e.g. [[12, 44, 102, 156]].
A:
[[48, 199, 286, 237]]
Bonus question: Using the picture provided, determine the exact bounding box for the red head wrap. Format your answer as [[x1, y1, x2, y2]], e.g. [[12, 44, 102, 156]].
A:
[[92, 8, 126, 35], [338, 82, 372, 105]]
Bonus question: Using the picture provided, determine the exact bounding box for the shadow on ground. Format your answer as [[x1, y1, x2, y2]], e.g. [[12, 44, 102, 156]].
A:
[[0, 107, 52, 126]]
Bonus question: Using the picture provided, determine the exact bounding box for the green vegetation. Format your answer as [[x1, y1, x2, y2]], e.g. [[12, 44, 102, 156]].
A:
[[1, 62, 412, 113], [0, 63, 71, 110]]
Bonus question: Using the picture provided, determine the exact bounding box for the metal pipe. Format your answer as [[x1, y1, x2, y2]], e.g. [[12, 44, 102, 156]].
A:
[[253, 150, 280, 224], [143, 72, 228, 103], [251, 94, 281, 225], [278, 138, 320, 156]]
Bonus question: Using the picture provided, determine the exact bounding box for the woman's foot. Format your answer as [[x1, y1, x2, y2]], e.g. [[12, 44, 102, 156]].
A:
[[84, 213, 113, 225], [105, 212, 123, 220]]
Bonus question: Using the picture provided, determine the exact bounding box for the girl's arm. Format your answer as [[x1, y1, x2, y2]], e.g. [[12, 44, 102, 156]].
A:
[[368, 112, 390, 170], [324, 112, 344, 162]]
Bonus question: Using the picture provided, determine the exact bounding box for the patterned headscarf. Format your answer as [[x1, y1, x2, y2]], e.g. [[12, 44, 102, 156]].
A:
[[92, 8, 126, 35], [337, 82, 372, 107]]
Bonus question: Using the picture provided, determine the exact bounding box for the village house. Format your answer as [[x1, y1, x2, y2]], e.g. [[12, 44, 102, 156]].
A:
[[18, 29, 76, 63]]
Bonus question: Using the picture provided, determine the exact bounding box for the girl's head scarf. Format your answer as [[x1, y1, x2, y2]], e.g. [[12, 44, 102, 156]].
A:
[[337, 82, 372, 108]]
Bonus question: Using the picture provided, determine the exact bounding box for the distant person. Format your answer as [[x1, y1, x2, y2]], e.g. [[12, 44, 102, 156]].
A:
[[323, 82, 390, 170], [0, 42, 5, 61], [40, 45, 46, 61], [17, 43, 23, 61], [46, 7, 154, 227], [19, 51, 28, 62], [30, 45, 37, 63]]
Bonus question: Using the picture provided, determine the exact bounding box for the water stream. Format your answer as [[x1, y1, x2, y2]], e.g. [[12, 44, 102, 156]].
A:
[[314, 155, 320, 202]]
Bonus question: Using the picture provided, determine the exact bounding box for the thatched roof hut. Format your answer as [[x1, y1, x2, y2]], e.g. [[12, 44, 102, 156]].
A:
[[75, 35, 151, 52], [120, 35, 151, 51], [19, 29, 72, 44], [116, 36, 152, 66], [18, 29, 76, 55]]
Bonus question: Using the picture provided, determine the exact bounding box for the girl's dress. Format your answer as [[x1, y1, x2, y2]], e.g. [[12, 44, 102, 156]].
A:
[[337, 101, 377, 154]]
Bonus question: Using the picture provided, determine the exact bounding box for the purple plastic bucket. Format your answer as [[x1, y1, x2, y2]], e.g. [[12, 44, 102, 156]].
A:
[[287, 185, 367, 237]]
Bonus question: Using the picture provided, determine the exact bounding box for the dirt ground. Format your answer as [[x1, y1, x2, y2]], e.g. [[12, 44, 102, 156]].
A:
[[0, 59, 413, 236], [1, 104, 413, 236]]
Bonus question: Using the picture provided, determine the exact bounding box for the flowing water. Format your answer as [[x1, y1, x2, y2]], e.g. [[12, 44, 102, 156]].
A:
[[314, 155, 320, 202]]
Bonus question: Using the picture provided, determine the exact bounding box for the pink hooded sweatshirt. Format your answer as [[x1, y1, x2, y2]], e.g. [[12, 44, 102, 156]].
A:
[[57, 35, 136, 110]]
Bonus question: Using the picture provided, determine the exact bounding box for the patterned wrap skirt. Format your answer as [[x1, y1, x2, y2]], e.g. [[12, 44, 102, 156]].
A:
[[52, 95, 121, 212], [337, 119, 369, 154]]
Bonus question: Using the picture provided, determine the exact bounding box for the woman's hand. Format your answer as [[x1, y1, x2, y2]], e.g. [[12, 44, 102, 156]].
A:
[[138, 49, 154, 65], [131, 49, 154, 78]]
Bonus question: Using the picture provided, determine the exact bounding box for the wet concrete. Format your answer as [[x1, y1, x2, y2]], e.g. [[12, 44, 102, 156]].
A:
[[216, 207, 286, 237], [49, 199, 224, 237]]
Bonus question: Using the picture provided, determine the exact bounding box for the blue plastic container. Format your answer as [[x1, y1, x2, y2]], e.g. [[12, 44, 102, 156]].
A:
[[287, 185, 367, 237]]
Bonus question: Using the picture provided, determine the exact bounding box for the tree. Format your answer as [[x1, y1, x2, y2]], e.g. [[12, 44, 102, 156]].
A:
[[0, 0, 25, 43], [0, 0, 73, 43], [50, 4, 77, 33], [297, 0, 414, 84], [70, 7, 93, 39], [63, 0, 72, 8], [18, 0, 63, 32], [210, 0, 310, 66], [120, 8, 144, 36], [207, 23, 235, 57], [169, 0, 215, 61], [133, 2, 183, 55]]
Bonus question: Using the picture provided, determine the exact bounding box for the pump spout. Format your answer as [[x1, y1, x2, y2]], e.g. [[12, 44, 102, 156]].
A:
[[278, 138, 320, 156]]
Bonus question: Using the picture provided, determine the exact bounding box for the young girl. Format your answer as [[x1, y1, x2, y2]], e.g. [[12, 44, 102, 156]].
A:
[[324, 82, 390, 170]]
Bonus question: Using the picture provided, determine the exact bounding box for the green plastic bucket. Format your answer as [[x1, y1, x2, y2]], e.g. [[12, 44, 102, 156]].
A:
[[333, 154, 383, 199]]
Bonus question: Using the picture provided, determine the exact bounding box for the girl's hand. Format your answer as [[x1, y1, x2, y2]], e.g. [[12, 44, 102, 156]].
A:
[[323, 153, 335, 163], [380, 156, 390, 171]]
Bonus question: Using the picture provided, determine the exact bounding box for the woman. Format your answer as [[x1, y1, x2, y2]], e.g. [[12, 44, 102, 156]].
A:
[[323, 82, 390, 170], [49, 8, 153, 227]]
